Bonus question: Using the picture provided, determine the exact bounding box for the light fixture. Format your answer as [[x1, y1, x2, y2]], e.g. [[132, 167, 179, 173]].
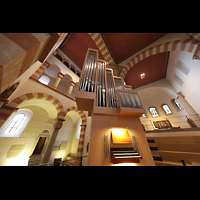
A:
[[111, 129, 132, 144], [140, 73, 145, 79]]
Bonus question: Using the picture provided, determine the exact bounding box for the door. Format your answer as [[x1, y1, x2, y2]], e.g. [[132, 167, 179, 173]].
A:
[[33, 137, 47, 155]]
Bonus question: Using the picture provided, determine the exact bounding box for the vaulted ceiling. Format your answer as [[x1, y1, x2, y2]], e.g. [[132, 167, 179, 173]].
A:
[[60, 33, 168, 89]]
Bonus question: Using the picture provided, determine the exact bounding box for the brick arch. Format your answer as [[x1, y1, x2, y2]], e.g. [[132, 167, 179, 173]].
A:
[[65, 106, 87, 125], [8, 92, 66, 119], [65, 106, 87, 164], [120, 39, 200, 79]]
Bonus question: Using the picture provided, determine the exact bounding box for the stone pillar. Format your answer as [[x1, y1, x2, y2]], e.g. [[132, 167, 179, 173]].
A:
[[40, 118, 65, 166], [67, 81, 75, 97], [52, 72, 64, 89]]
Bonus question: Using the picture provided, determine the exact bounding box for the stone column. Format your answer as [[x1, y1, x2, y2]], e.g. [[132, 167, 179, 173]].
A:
[[40, 118, 65, 166], [52, 72, 64, 89], [67, 81, 75, 97]]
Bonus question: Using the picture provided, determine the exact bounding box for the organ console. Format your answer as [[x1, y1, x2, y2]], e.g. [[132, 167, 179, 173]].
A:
[[110, 129, 142, 164]]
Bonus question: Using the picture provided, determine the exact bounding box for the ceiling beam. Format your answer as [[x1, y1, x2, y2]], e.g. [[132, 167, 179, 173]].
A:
[[88, 33, 115, 64]]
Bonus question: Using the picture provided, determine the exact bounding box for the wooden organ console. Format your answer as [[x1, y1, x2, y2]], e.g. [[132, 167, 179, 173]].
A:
[[110, 129, 142, 164], [75, 48, 155, 166]]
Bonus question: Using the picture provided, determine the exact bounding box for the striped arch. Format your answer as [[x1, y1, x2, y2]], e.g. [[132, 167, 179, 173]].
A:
[[65, 106, 87, 125], [120, 39, 200, 79], [65, 106, 87, 165], [187, 33, 200, 42], [8, 92, 66, 119], [88, 33, 115, 64], [31, 61, 50, 80]]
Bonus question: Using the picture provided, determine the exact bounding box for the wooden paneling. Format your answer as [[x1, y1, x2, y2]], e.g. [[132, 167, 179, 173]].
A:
[[88, 114, 155, 166], [0, 33, 52, 93], [147, 135, 200, 166]]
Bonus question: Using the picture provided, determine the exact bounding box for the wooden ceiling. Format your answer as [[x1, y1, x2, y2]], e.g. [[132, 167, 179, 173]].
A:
[[60, 33, 168, 88], [124, 52, 169, 89], [60, 33, 104, 68], [101, 33, 166, 64]]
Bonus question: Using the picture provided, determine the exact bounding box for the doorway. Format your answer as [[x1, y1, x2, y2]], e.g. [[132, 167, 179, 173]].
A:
[[32, 137, 47, 155]]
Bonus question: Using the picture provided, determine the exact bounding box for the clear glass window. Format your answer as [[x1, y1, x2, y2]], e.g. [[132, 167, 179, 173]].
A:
[[162, 104, 172, 114], [4, 113, 25, 134], [173, 99, 182, 110]]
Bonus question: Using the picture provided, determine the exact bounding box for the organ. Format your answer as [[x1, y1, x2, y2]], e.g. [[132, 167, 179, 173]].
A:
[[76, 48, 145, 116], [75, 48, 155, 166]]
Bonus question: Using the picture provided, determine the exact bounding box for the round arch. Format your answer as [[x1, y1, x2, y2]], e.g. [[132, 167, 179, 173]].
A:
[[120, 39, 200, 79], [65, 106, 87, 125], [8, 92, 66, 119], [65, 106, 87, 163]]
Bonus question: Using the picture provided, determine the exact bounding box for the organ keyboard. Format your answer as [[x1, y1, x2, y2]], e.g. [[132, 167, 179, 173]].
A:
[[111, 148, 142, 164]]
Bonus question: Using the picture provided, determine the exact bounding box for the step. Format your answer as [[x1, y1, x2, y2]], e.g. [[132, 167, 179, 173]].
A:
[[155, 160, 192, 166]]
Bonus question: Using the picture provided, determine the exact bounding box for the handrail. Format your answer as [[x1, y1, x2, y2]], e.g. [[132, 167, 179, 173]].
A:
[[140, 113, 200, 131], [60, 155, 88, 166]]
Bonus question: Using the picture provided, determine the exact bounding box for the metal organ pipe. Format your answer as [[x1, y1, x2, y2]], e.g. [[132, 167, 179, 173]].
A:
[[96, 62, 106, 107], [106, 70, 118, 108], [79, 49, 142, 110], [79, 51, 97, 92]]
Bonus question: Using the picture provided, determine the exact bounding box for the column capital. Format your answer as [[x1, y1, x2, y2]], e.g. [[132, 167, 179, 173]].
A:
[[58, 72, 64, 79], [70, 80, 76, 87], [54, 118, 65, 129]]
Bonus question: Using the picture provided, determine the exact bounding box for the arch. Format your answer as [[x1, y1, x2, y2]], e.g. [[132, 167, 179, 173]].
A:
[[187, 33, 200, 42], [8, 92, 66, 119], [65, 106, 87, 163], [120, 39, 200, 79], [65, 106, 87, 125], [43, 64, 61, 78]]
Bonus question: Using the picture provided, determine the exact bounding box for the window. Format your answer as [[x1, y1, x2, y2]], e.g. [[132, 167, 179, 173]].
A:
[[149, 107, 159, 117], [172, 98, 182, 110], [0, 109, 33, 137], [75, 118, 82, 139], [142, 113, 147, 118], [38, 75, 50, 85], [4, 113, 25, 134], [162, 104, 172, 114]]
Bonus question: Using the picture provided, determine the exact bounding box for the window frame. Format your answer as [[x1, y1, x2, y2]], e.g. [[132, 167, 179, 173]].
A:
[[171, 98, 183, 111], [149, 106, 160, 118], [0, 108, 33, 138], [161, 104, 173, 115]]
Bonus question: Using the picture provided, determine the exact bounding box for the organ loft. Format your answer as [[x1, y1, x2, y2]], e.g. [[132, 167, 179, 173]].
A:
[[75, 49, 154, 166]]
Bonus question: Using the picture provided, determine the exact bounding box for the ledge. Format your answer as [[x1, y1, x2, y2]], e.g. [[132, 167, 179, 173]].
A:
[[145, 127, 200, 133]]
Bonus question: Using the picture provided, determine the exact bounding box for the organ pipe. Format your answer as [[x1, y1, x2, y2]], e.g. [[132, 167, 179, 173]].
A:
[[78, 48, 143, 111]]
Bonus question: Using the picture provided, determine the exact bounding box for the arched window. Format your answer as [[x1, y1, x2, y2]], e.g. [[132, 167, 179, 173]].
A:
[[0, 109, 33, 137], [162, 104, 172, 114], [4, 113, 25, 134], [38, 75, 50, 85], [149, 107, 159, 117], [75, 118, 82, 139], [172, 98, 182, 110]]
